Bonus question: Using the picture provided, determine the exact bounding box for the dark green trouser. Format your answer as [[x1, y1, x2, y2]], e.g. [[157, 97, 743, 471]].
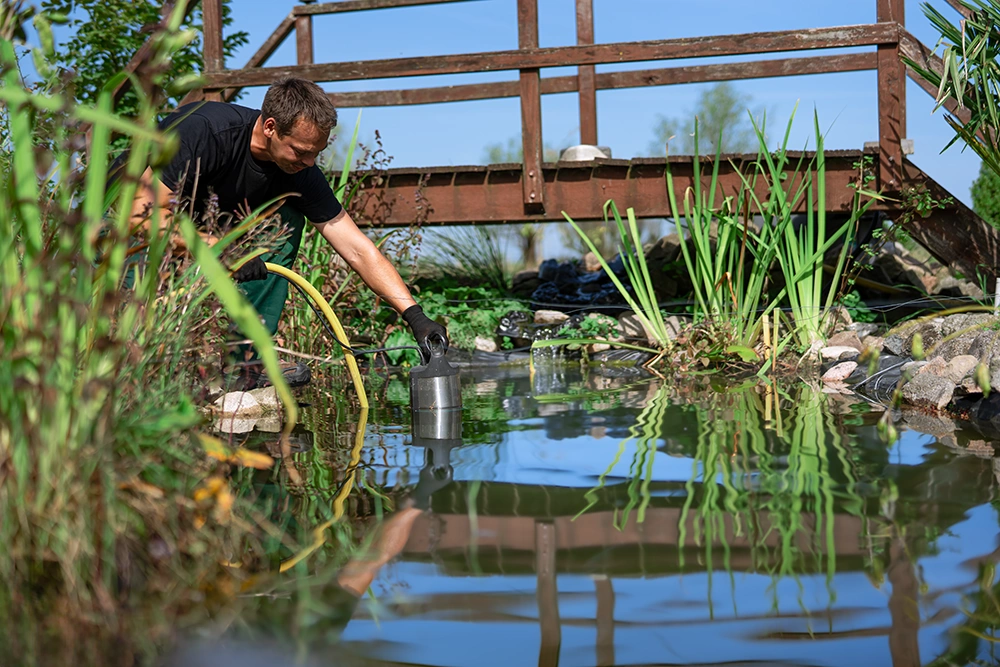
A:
[[240, 204, 307, 337]]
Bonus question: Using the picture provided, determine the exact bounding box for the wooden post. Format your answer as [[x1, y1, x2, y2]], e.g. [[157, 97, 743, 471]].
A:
[[296, 14, 314, 66], [535, 521, 560, 667], [518, 0, 544, 208], [576, 0, 597, 145], [594, 575, 615, 667], [876, 0, 906, 191], [202, 0, 224, 101]]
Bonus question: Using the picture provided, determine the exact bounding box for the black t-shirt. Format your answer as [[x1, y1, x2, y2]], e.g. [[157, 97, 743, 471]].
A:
[[158, 102, 343, 224]]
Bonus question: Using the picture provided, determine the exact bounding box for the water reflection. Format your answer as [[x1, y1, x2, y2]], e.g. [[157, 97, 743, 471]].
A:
[[215, 368, 1000, 666]]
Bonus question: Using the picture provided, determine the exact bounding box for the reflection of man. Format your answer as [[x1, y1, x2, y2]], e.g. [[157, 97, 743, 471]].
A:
[[130, 76, 447, 387]]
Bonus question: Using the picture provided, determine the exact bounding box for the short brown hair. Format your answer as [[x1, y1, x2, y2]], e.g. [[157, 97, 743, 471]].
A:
[[261, 77, 338, 136]]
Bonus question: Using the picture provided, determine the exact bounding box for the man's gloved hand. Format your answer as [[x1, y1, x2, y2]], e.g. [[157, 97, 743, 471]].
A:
[[231, 255, 268, 283], [402, 304, 448, 362]]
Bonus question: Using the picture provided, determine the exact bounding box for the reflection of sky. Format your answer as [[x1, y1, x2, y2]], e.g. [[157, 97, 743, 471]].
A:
[[344, 381, 1000, 667]]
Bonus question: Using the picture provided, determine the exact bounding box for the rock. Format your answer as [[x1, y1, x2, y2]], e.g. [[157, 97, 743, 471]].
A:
[[827, 331, 864, 352], [873, 245, 936, 292], [644, 233, 683, 264], [215, 416, 258, 434], [955, 372, 985, 396], [511, 270, 540, 298], [935, 275, 985, 299], [581, 252, 603, 273], [917, 356, 948, 376], [941, 313, 998, 337], [821, 346, 861, 361], [618, 311, 658, 345], [474, 336, 498, 352], [824, 306, 853, 333], [901, 373, 955, 411], [587, 342, 612, 353], [990, 357, 1000, 393], [967, 330, 1000, 359], [942, 355, 978, 384], [823, 361, 858, 383], [214, 391, 262, 418], [861, 335, 885, 352], [248, 386, 281, 412], [850, 323, 881, 340], [883, 333, 909, 357], [901, 360, 928, 376], [936, 331, 983, 361], [534, 310, 570, 325]]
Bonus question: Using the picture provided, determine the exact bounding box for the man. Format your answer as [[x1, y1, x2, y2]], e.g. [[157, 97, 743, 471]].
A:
[[129, 76, 447, 388]]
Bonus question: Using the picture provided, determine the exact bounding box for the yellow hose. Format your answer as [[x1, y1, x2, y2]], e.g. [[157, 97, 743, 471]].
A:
[[264, 262, 368, 409]]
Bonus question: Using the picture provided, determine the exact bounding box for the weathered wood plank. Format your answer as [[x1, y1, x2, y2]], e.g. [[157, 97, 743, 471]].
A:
[[296, 15, 313, 65], [876, 1, 905, 191], [518, 0, 543, 208], [576, 0, 597, 145], [325, 53, 877, 108], [203, 23, 899, 89], [202, 0, 224, 72], [293, 0, 479, 16]]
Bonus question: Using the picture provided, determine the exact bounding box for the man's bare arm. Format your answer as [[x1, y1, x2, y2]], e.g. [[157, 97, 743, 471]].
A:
[[129, 167, 216, 248], [312, 209, 418, 315]]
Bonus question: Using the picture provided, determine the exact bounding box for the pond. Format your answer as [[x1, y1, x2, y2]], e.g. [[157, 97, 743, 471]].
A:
[[213, 365, 1000, 667]]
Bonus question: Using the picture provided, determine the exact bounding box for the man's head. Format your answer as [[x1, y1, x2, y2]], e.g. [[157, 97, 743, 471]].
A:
[[260, 77, 338, 174]]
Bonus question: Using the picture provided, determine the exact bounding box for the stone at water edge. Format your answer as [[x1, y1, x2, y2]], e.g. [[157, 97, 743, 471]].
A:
[[248, 386, 281, 411], [534, 310, 570, 325], [917, 356, 948, 377], [826, 330, 864, 352], [215, 416, 258, 434], [941, 355, 978, 384], [474, 336, 498, 353], [901, 373, 955, 411], [822, 361, 858, 383], [213, 391, 263, 418], [820, 346, 861, 361]]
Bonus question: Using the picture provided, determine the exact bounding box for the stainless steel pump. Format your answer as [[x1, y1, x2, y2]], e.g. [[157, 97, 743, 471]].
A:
[[409, 340, 461, 412]]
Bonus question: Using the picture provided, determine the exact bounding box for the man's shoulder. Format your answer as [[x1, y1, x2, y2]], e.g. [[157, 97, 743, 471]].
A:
[[161, 102, 260, 134]]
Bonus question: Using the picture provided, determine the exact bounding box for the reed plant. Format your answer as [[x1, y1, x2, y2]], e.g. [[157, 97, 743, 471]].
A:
[[0, 2, 293, 658]]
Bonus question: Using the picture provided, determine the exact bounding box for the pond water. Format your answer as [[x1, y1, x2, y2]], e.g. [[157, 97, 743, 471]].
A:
[[224, 366, 1000, 667]]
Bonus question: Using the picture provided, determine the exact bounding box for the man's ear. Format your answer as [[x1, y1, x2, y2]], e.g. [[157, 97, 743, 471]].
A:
[[262, 117, 277, 138]]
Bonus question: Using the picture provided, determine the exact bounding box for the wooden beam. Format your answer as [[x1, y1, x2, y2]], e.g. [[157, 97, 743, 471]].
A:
[[203, 23, 900, 89], [518, 0, 543, 208], [244, 15, 295, 70], [576, 0, 597, 145], [876, 1, 905, 191], [535, 521, 561, 667], [326, 52, 877, 108], [942, 0, 973, 18], [293, 0, 479, 15], [202, 0, 224, 72], [296, 15, 314, 65]]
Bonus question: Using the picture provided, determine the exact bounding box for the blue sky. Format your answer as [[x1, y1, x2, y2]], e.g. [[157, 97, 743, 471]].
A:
[[224, 0, 981, 208]]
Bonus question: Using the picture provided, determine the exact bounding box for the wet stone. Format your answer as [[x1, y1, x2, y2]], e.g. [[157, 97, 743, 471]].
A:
[[822, 361, 858, 383], [901, 372, 955, 411], [820, 346, 860, 361], [213, 391, 262, 418], [826, 330, 864, 352]]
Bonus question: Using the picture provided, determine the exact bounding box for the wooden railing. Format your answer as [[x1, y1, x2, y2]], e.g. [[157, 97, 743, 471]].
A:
[[191, 0, 969, 202]]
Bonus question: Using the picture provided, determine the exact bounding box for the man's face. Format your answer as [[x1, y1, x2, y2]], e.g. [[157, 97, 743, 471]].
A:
[[263, 117, 329, 174]]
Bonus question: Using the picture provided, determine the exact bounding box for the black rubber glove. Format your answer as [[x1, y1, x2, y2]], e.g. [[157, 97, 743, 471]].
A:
[[231, 255, 268, 283], [402, 304, 448, 362]]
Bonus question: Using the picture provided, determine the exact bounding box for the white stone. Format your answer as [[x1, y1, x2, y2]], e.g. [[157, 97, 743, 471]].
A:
[[248, 386, 281, 411], [474, 336, 498, 352], [822, 361, 858, 383], [587, 342, 612, 353], [213, 391, 262, 418], [215, 416, 258, 434], [820, 346, 861, 361], [534, 310, 570, 325]]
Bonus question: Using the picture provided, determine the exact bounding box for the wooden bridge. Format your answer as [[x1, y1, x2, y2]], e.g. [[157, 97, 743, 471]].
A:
[[120, 0, 1000, 281]]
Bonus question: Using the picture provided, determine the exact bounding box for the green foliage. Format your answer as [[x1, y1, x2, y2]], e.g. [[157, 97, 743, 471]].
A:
[[41, 0, 248, 115], [840, 290, 877, 323], [905, 1, 1000, 176], [0, 5, 288, 655], [416, 283, 525, 358], [648, 82, 764, 156], [972, 161, 1000, 228], [425, 224, 512, 291], [559, 313, 618, 340]]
